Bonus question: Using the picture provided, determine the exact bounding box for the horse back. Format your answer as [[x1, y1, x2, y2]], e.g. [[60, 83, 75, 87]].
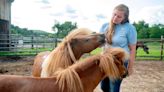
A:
[[32, 51, 50, 77], [0, 75, 60, 92]]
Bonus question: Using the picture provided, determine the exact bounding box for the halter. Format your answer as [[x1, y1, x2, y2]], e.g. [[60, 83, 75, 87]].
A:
[[67, 42, 77, 63]]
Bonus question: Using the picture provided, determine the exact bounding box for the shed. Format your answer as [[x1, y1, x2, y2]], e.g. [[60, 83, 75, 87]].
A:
[[0, 0, 14, 50]]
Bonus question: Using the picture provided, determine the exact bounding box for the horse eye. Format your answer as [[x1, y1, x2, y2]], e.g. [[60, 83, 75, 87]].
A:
[[92, 32, 97, 34], [85, 39, 90, 42]]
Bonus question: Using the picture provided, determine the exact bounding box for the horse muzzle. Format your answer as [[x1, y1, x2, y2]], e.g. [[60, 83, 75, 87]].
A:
[[99, 34, 105, 44], [121, 70, 128, 78]]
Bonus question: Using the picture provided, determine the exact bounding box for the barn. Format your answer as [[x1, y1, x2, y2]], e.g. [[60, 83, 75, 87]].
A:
[[0, 0, 14, 50]]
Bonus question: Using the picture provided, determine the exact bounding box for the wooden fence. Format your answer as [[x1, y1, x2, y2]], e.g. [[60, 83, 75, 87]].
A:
[[0, 34, 57, 56], [0, 34, 164, 60], [136, 36, 164, 60]]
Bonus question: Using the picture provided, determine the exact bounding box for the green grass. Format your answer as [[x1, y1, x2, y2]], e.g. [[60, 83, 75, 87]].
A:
[[0, 48, 53, 56], [136, 42, 163, 60], [90, 47, 102, 55], [89, 42, 163, 61], [0, 42, 163, 60]]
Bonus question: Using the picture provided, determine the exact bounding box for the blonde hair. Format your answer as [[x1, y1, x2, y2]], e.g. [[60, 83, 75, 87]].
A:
[[106, 4, 129, 44], [55, 68, 84, 92]]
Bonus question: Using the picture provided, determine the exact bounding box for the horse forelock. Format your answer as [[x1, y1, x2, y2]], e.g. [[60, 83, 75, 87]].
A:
[[104, 48, 129, 61], [99, 53, 120, 80], [54, 68, 84, 92], [100, 48, 129, 79]]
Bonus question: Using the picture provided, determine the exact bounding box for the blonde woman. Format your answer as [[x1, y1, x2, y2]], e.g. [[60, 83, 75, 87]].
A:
[[99, 4, 137, 92]]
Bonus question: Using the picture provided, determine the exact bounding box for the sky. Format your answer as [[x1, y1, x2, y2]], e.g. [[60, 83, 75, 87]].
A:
[[11, 0, 164, 33]]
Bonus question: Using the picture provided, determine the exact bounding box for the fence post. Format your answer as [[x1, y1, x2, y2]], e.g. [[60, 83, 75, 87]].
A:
[[43, 36, 46, 48], [160, 35, 163, 60], [31, 35, 34, 49], [54, 38, 57, 48]]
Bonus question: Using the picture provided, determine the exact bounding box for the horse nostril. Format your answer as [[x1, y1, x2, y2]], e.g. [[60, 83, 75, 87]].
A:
[[100, 34, 105, 39], [99, 34, 105, 43]]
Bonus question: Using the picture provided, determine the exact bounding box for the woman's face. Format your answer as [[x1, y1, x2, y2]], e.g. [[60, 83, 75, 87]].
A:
[[112, 9, 125, 24]]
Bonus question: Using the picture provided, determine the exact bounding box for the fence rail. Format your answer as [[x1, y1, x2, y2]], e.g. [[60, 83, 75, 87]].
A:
[[0, 34, 57, 56], [0, 34, 164, 60], [136, 36, 164, 60]]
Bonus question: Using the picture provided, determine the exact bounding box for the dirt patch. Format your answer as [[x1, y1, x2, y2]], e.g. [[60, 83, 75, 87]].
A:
[[121, 61, 164, 92], [0, 57, 164, 92], [0, 57, 34, 76]]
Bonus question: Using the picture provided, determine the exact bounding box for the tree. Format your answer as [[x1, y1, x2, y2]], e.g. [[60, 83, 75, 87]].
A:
[[138, 28, 149, 38], [161, 28, 164, 36], [133, 20, 149, 39], [52, 21, 77, 47], [149, 25, 162, 38], [133, 21, 148, 33], [52, 21, 77, 38], [10, 24, 52, 37]]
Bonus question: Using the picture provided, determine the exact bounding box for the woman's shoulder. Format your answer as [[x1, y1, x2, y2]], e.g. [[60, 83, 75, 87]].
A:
[[125, 23, 135, 28], [99, 22, 109, 33], [124, 22, 136, 31], [102, 22, 109, 28]]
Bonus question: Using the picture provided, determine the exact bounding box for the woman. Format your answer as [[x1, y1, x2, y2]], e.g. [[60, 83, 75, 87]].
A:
[[99, 4, 137, 92]]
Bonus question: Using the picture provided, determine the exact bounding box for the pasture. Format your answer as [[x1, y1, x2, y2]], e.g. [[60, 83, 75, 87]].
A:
[[90, 41, 163, 61], [0, 56, 164, 92]]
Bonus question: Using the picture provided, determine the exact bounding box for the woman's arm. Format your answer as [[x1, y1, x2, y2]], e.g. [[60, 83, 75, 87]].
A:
[[128, 44, 136, 76]]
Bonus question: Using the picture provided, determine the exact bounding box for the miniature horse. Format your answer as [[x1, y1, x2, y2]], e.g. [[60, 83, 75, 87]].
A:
[[32, 28, 105, 77], [136, 41, 149, 54], [0, 48, 128, 92]]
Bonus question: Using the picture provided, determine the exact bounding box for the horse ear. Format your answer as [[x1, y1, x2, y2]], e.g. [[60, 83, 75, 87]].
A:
[[114, 52, 126, 62], [115, 50, 129, 62], [105, 48, 129, 61]]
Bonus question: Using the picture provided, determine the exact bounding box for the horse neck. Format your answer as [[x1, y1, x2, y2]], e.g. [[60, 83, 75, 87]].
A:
[[81, 65, 104, 92], [73, 56, 105, 92]]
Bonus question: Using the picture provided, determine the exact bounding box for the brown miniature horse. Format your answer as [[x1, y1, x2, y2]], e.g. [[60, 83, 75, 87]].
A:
[[136, 41, 149, 54], [32, 28, 105, 77], [0, 48, 128, 92]]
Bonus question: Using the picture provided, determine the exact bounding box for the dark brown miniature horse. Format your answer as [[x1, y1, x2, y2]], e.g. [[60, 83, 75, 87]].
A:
[[0, 48, 127, 92], [136, 41, 149, 54], [32, 28, 105, 77]]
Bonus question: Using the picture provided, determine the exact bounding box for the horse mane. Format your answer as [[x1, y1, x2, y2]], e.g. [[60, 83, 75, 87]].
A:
[[104, 47, 129, 61], [41, 28, 93, 77], [99, 47, 129, 80], [63, 28, 92, 43], [53, 47, 128, 92], [54, 68, 84, 92]]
